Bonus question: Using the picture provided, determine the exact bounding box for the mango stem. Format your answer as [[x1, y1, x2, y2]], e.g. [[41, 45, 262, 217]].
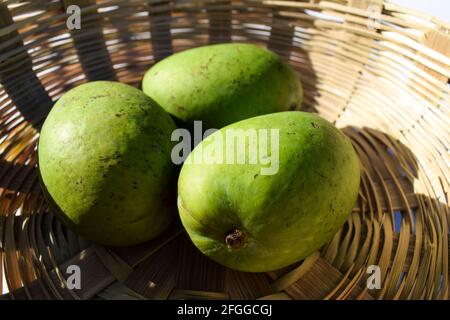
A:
[[225, 228, 246, 249]]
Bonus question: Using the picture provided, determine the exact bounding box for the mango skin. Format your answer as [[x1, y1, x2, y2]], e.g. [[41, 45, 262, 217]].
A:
[[178, 111, 360, 272], [142, 43, 303, 129], [38, 81, 178, 247]]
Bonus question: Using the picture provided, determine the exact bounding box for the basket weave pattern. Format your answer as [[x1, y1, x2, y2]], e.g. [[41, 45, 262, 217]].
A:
[[0, 0, 449, 300]]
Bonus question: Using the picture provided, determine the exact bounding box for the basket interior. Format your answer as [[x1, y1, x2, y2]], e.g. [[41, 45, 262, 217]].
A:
[[0, 0, 449, 300]]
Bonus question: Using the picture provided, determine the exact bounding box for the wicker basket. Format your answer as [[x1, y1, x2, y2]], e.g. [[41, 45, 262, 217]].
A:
[[0, 0, 448, 300]]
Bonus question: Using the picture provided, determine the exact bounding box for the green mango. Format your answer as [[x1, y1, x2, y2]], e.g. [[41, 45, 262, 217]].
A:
[[142, 43, 302, 129], [38, 81, 178, 246], [177, 111, 360, 272]]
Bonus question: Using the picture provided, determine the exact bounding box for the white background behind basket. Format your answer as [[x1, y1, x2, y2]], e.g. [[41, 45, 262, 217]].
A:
[[393, 0, 449, 23], [1, 0, 449, 295]]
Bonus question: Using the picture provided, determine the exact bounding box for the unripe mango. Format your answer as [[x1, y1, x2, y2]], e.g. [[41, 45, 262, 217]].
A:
[[38, 81, 178, 246], [177, 111, 360, 272], [142, 43, 302, 129]]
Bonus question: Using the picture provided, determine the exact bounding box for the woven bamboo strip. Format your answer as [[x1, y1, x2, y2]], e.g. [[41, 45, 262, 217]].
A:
[[62, 0, 117, 81], [149, 0, 173, 61], [207, 0, 231, 44], [0, 3, 53, 129]]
